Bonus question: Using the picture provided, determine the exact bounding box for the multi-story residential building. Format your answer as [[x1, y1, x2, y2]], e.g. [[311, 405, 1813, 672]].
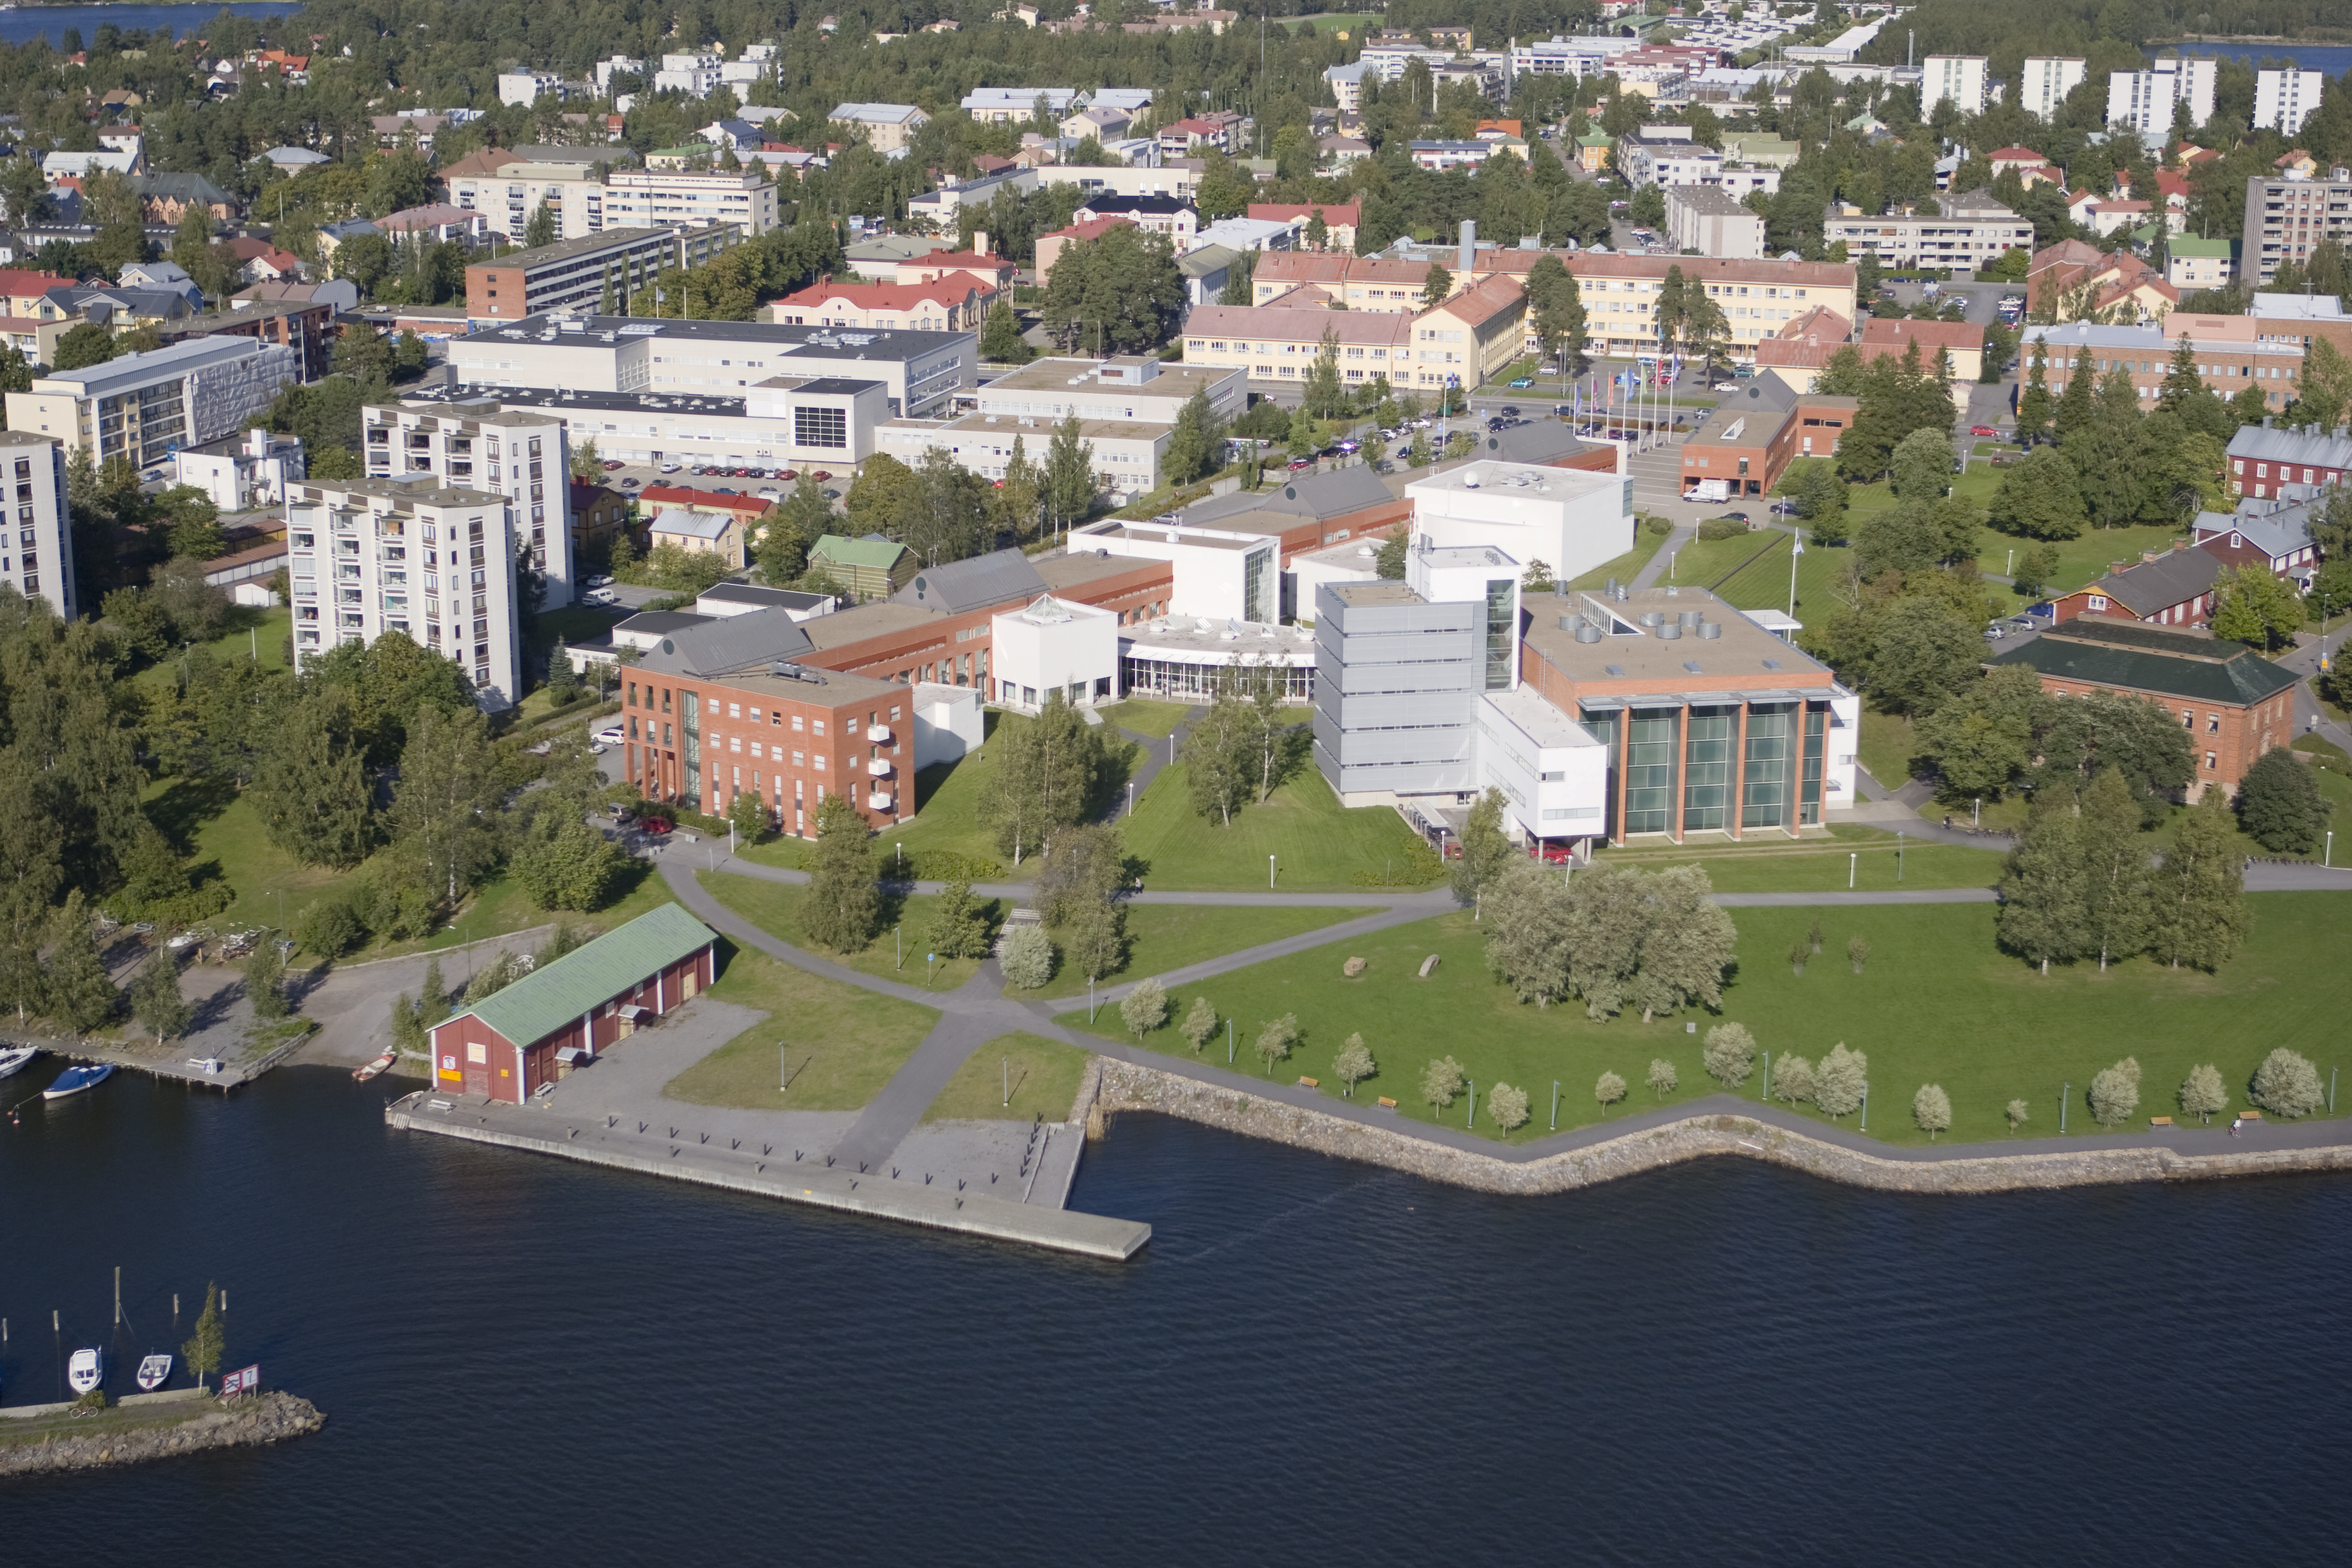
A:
[[1922, 55, 1988, 116], [412, 378, 894, 473], [5, 337, 296, 471], [2240, 169, 2352, 286], [496, 70, 564, 107], [462, 226, 739, 322], [2166, 234, 2238, 290], [653, 52, 722, 97], [1617, 128, 1721, 188], [2224, 423, 2352, 501], [2254, 69, 2325, 135], [1989, 617, 2296, 800], [0, 430, 72, 619], [2022, 317, 2303, 414], [1407, 274, 1529, 393], [1820, 188, 2036, 271], [2107, 57, 2216, 139], [1666, 185, 1766, 259], [961, 87, 1080, 123], [600, 170, 777, 237], [1181, 305, 1411, 389], [828, 103, 930, 152], [767, 279, 995, 333], [172, 427, 305, 512], [285, 476, 522, 708], [1507, 34, 1640, 79], [363, 399, 578, 607], [1070, 195, 1198, 246], [2020, 57, 2087, 120]]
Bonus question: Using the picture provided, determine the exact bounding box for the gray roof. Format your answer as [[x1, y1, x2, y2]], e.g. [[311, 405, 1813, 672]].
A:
[[2088, 547, 2220, 614], [1991, 619, 2299, 707], [634, 605, 815, 676], [650, 506, 729, 540], [698, 582, 832, 611], [1481, 421, 1594, 466], [1178, 243, 1241, 280], [614, 610, 716, 636], [1180, 463, 1392, 527], [2192, 491, 2321, 562], [135, 172, 231, 204], [2225, 423, 2352, 471], [893, 547, 1048, 613]]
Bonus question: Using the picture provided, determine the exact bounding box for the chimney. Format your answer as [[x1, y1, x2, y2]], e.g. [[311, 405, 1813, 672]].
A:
[[973, 230, 990, 256], [2142, 549, 2160, 563], [1459, 218, 1475, 274]]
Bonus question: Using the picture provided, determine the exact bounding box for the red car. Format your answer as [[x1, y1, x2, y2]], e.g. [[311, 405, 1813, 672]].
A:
[[601, 459, 624, 471], [778, 469, 797, 480], [1970, 424, 1997, 436], [810, 470, 832, 482]]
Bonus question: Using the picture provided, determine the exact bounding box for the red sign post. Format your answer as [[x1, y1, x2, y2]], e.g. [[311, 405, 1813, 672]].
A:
[[219, 1364, 261, 1400]]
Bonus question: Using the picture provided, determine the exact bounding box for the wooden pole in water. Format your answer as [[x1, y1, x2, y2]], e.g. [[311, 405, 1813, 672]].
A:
[[114, 1266, 120, 1326]]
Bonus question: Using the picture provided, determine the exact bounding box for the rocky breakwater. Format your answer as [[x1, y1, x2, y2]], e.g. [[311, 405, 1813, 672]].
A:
[[0, 1391, 327, 1479]]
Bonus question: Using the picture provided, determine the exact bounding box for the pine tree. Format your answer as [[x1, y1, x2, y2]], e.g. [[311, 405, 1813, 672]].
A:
[[250, 691, 374, 869], [996, 435, 1045, 540], [42, 890, 117, 1032], [2157, 332, 2205, 413], [418, 954, 449, 1027], [1042, 414, 1095, 538], [924, 877, 991, 960], [2078, 766, 2152, 970], [800, 792, 879, 952], [183, 1282, 225, 1394], [1998, 786, 2089, 974], [1302, 327, 1347, 418]]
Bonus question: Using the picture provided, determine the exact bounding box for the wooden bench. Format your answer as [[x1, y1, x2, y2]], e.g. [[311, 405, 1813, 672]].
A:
[[2148, 1116, 2172, 1127], [2241, 1108, 2263, 1121], [1297, 1075, 1320, 1088], [1375, 1096, 1398, 1110]]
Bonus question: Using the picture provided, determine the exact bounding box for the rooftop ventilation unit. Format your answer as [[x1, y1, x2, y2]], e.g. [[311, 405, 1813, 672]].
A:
[[1639, 611, 1665, 627], [1679, 609, 1703, 627], [1699, 621, 1723, 639], [1576, 622, 1602, 644], [1557, 615, 1581, 632], [1658, 621, 1682, 640]]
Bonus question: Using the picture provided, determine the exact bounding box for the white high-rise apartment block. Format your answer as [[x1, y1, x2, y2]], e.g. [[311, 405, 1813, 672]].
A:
[[497, 70, 565, 107], [2107, 57, 2217, 139], [2254, 69, 2326, 136], [362, 400, 577, 609], [2020, 57, 2086, 120], [0, 430, 72, 620], [654, 52, 722, 96], [286, 477, 522, 709], [1922, 56, 1988, 117]]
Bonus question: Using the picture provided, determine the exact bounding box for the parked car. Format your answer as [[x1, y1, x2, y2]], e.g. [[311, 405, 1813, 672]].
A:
[[1287, 456, 1314, 470], [585, 573, 613, 588], [1718, 510, 1751, 524], [810, 470, 832, 482], [585, 588, 619, 606], [601, 459, 624, 471], [778, 469, 798, 480], [658, 462, 681, 474], [621, 476, 641, 487], [594, 725, 625, 744], [1508, 377, 1534, 389]]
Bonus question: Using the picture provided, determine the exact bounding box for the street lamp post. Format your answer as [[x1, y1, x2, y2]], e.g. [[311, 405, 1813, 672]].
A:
[[2061, 1082, 2069, 1135], [1268, 854, 1277, 889], [1788, 536, 1803, 618]]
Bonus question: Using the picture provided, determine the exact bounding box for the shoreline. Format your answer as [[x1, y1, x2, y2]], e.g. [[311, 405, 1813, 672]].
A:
[[0, 1390, 325, 1479], [1091, 1058, 2352, 1196]]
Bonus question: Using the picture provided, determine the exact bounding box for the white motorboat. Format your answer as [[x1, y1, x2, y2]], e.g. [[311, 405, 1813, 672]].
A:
[[68, 1347, 104, 1394], [0, 1044, 36, 1080], [137, 1354, 173, 1392]]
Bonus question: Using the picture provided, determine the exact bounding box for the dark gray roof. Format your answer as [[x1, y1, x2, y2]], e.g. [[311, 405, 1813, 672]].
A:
[[2192, 490, 2321, 563], [1179, 464, 1391, 527], [1991, 618, 2298, 707], [634, 605, 815, 677], [2089, 547, 2220, 613], [892, 547, 1047, 613], [1481, 421, 1594, 466], [134, 172, 230, 204], [699, 582, 833, 611], [614, 610, 715, 636], [1076, 194, 1196, 216]]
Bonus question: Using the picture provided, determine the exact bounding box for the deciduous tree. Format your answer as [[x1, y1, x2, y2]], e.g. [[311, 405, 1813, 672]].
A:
[[2236, 746, 2326, 854], [1487, 1081, 1531, 1132], [2250, 1047, 2324, 1118], [1000, 923, 1057, 988], [2178, 1063, 2228, 1124], [1703, 1022, 1757, 1088], [1998, 786, 2089, 973], [128, 956, 191, 1045], [1254, 1012, 1299, 1075], [1118, 975, 1168, 1037], [2210, 565, 2305, 650], [2088, 1055, 2141, 1124], [1422, 1053, 1466, 1109], [1814, 1043, 1867, 1120], [1180, 995, 1218, 1054], [1595, 1069, 1628, 1112], [1333, 1033, 1377, 1096], [2078, 766, 2153, 970], [1646, 1057, 1678, 1100], [1912, 1083, 1952, 1140], [1450, 786, 1514, 912]]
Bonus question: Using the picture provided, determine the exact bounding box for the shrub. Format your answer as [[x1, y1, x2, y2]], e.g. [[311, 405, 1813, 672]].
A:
[[1646, 1057, 1678, 1099], [2004, 1098, 2029, 1132], [292, 897, 363, 959], [2249, 1047, 2324, 1119], [1702, 1022, 1756, 1087], [2087, 1055, 2142, 1125], [1695, 516, 1750, 541], [999, 924, 1057, 989]]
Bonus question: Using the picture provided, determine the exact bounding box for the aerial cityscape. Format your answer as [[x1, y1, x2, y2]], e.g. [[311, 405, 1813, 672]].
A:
[[3, 0, 2349, 1556]]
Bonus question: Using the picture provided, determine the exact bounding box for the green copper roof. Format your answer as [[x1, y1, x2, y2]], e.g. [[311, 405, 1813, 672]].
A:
[[1990, 626, 2298, 708], [456, 902, 715, 1049]]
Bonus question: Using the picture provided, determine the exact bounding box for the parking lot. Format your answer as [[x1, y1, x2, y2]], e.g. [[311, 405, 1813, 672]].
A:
[[585, 458, 854, 507]]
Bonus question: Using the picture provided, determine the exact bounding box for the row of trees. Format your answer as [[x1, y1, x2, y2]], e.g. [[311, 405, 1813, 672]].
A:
[[1184, 656, 1307, 828]]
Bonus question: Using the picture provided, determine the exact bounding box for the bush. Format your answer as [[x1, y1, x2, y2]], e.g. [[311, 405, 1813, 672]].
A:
[[1702, 1022, 1756, 1087], [1118, 975, 1169, 1037], [2249, 1047, 2324, 1119], [2087, 1056, 2142, 1125], [904, 849, 1004, 882], [514, 820, 628, 911], [1641, 515, 1674, 537], [292, 897, 363, 958], [1349, 840, 1444, 886], [999, 923, 1056, 989], [1695, 516, 1750, 541]]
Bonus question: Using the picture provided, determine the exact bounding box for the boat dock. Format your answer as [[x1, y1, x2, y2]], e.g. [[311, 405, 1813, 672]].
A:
[[384, 1092, 1152, 1262], [15, 1026, 317, 1098]]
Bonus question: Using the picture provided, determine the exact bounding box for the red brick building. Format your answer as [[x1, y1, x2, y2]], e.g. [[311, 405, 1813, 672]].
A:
[[429, 903, 717, 1102], [1679, 375, 1858, 498]]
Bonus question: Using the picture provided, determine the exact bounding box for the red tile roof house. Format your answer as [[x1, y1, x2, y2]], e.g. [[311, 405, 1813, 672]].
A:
[[1247, 201, 1361, 252], [889, 248, 1018, 293], [767, 278, 995, 332], [428, 903, 718, 1103], [1035, 215, 1135, 282]]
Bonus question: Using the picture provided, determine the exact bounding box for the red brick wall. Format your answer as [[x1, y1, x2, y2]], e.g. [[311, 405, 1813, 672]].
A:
[[2030, 677, 2294, 798], [624, 675, 909, 830]]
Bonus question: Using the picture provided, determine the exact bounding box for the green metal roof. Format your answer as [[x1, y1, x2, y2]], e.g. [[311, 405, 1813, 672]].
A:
[[457, 902, 716, 1049], [1990, 626, 2298, 707], [2167, 235, 2235, 258], [812, 533, 915, 569]]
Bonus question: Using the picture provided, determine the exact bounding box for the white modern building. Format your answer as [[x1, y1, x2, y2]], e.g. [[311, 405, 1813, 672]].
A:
[[2107, 57, 2217, 140], [445, 163, 778, 240], [1476, 683, 1608, 846], [4, 337, 297, 471], [653, 52, 723, 97], [989, 594, 1120, 711], [1404, 462, 1633, 589], [2020, 57, 2087, 120], [428, 378, 892, 472], [496, 70, 565, 106], [961, 87, 1080, 123], [285, 476, 522, 709], [1820, 189, 2036, 270], [0, 430, 72, 620], [172, 428, 305, 513], [1080, 521, 1279, 627], [1666, 185, 1766, 260], [2255, 69, 2326, 136], [362, 399, 578, 608], [1922, 56, 1988, 117]]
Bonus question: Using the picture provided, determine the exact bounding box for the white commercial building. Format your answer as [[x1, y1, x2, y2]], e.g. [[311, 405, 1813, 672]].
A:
[[990, 594, 1120, 711], [446, 163, 778, 240], [1922, 56, 1988, 117], [653, 52, 723, 97], [1404, 462, 1634, 588], [430, 378, 892, 471], [2255, 69, 2326, 136], [5, 337, 297, 471], [0, 430, 73, 620], [1476, 683, 1608, 846], [362, 399, 578, 608], [450, 314, 976, 419], [961, 87, 1080, 123], [172, 428, 305, 513], [2107, 57, 2216, 140], [2020, 57, 2087, 120], [1080, 521, 1279, 627], [286, 476, 523, 709], [1820, 189, 2036, 270], [1666, 185, 1766, 260], [911, 681, 985, 771]]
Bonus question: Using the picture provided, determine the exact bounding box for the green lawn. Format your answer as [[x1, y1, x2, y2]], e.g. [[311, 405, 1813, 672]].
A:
[[1098, 697, 1195, 738], [130, 605, 289, 696], [2025, 524, 2194, 596], [1567, 527, 1670, 590], [1124, 758, 1438, 891], [1062, 895, 2350, 1147], [1037, 901, 1380, 998], [697, 871, 988, 990], [1590, 830, 2003, 892], [663, 939, 936, 1112], [922, 1032, 1092, 1123], [1854, 707, 1921, 789], [1659, 528, 1788, 591]]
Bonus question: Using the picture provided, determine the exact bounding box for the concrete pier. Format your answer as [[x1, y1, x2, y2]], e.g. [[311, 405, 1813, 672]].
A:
[[385, 1093, 1151, 1262]]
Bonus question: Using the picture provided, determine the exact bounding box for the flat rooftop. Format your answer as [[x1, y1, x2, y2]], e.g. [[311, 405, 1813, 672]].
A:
[[884, 415, 1167, 443], [1087, 524, 1261, 551], [1406, 460, 1621, 502], [978, 358, 1241, 397], [1328, 581, 1427, 608], [1484, 683, 1604, 749], [700, 662, 908, 706], [1035, 550, 1161, 591], [289, 475, 507, 509], [476, 314, 971, 363], [1123, 615, 1318, 662], [795, 601, 943, 651], [1521, 585, 1836, 691]]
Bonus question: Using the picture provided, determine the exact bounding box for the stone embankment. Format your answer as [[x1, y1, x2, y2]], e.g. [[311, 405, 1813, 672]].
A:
[[0, 1391, 325, 1478], [1092, 1059, 2352, 1196]]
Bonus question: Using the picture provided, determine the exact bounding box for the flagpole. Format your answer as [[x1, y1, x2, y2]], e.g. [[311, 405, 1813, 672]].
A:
[[1790, 536, 1804, 619]]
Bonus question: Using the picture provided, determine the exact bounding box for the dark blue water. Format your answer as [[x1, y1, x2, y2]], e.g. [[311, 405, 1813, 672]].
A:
[[0, 4, 295, 49], [2177, 41, 2352, 75], [5, 1068, 2349, 1563]]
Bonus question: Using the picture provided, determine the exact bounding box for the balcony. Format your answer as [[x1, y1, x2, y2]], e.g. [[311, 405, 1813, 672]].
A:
[[865, 756, 893, 778], [864, 725, 892, 745], [867, 791, 894, 812]]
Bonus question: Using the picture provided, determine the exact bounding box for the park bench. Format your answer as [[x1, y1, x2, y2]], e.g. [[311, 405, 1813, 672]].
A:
[[2241, 1109, 2263, 1121], [1375, 1096, 1398, 1110], [2148, 1116, 2172, 1127], [1297, 1075, 1320, 1088]]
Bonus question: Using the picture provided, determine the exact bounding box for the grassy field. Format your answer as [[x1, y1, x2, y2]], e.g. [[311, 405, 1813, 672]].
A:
[[1854, 707, 1920, 789], [1589, 827, 2004, 892], [1124, 757, 1438, 891], [1567, 527, 1670, 590], [1098, 697, 1195, 738], [1060, 895, 2350, 1147], [1657, 528, 1788, 590], [1037, 902, 1379, 998], [696, 872, 987, 990], [663, 939, 936, 1112], [922, 1033, 1092, 1123], [130, 605, 290, 695]]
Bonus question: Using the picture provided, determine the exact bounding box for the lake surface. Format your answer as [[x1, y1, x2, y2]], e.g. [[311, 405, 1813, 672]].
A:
[[0, 3, 295, 49], [2176, 41, 2352, 76], [5, 1066, 2349, 1563]]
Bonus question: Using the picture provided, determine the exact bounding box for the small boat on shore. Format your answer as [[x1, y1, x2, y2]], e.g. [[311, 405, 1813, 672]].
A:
[[0, 1044, 36, 1080], [43, 1062, 113, 1100], [68, 1348, 104, 1394], [353, 1049, 397, 1081], [137, 1354, 173, 1392]]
